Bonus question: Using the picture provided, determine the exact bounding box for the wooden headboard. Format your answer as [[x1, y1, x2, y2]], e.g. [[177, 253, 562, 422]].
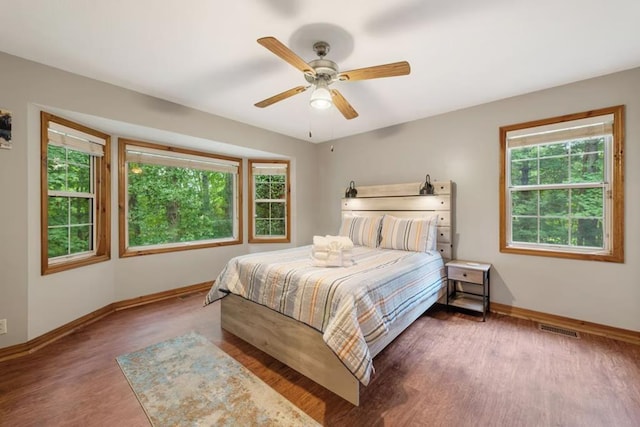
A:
[[341, 181, 453, 259]]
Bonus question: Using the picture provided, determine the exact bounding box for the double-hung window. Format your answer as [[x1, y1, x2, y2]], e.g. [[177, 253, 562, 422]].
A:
[[41, 112, 111, 274], [249, 160, 290, 243], [119, 139, 242, 256], [500, 105, 624, 262]]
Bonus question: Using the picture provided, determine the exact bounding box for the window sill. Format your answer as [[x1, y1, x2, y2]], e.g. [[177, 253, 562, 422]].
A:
[[500, 245, 623, 263]]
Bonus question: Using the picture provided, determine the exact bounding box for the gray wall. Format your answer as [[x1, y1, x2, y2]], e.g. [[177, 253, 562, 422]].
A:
[[315, 67, 640, 332], [0, 52, 319, 347], [1, 50, 638, 351]]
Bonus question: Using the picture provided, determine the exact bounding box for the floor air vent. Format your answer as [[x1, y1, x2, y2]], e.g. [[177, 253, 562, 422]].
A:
[[538, 323, 580, 339]]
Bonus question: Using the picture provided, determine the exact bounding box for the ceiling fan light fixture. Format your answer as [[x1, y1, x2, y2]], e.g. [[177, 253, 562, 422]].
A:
[[309, 79, 332, 110]]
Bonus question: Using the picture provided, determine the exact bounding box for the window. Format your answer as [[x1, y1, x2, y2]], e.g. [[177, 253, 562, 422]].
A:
[[119, 139, 242, 256], [41, 112, 111, 274], [249, 160, 290, 243], [500, 105, 624, 262]]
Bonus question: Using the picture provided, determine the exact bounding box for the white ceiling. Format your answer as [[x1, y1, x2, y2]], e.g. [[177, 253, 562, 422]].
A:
[[2, 0, 640, 143]]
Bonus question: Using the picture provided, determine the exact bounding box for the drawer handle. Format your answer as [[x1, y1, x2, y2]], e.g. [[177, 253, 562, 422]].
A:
[[462, 273, 467, 277]]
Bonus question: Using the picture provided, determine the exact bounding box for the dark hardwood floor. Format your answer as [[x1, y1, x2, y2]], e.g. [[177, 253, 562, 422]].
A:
[[1, 292, 639, 427]]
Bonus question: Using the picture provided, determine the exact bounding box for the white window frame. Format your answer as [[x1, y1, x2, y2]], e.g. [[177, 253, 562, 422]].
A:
[[118, 139, 242, 257], [41, 112, 111, 275], [249, 159, 290, 243], [499, 106, 624, 263]]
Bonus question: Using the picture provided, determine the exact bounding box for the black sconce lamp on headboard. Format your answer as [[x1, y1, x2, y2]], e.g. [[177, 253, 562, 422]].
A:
[[419, 174, 435, 195], [345, 180, 358, 198]]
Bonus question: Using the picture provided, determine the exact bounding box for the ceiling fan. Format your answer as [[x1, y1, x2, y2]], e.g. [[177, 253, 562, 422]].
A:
[[254, 36, 411, 120]]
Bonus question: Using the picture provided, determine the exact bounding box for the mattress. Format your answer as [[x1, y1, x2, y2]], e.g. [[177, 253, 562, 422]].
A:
[[205, 245, 445, 384]]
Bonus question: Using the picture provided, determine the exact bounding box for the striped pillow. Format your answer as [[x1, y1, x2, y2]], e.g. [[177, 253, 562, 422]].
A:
[[379, 214, 439, 252], [338, 215, 383, 248]]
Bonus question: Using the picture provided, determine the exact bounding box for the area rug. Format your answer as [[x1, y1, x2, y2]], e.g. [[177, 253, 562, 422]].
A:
[[116, 332, 319, 426]]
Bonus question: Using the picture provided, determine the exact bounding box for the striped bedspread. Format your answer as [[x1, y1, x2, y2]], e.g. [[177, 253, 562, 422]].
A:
[[205, 245, 445, 385]]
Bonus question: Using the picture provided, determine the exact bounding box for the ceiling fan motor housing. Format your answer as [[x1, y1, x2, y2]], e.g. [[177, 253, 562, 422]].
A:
[[305, 59, 338, 84], [304, 41, 338, 84]]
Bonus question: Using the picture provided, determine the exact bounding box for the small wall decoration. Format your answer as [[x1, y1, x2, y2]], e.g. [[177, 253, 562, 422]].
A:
[[0, 109, 11, 150]]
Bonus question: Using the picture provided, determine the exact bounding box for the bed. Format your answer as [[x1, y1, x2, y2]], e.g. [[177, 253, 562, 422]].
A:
[[205, 181, 453, 405]]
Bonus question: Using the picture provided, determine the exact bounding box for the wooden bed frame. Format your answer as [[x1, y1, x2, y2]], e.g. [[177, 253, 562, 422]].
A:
[[221, 181, 453, 405]]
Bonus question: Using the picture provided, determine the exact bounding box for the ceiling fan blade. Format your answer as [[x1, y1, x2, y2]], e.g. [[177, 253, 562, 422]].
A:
[[254, 85, 309, 108], [338, 61, 411, 81], [257, 37, 316, 76], [331, 90, 359, 120]]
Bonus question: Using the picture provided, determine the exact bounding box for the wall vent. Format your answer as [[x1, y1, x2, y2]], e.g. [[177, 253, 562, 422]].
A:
[[538, 323, 580, 339]]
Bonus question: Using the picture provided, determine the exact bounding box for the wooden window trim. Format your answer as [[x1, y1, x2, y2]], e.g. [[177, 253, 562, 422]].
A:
[[41, 112, 111, 275], [499, 105, 624, 263], [248, 159, 291, 244], [118, 138, 243, 257]]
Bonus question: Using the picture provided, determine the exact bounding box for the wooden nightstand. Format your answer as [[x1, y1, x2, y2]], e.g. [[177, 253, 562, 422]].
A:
[[445, 260, 491, 321]]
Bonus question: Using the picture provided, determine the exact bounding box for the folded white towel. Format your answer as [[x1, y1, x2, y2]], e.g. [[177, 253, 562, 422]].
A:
[[311, 249, 330, 260], [326, 235, 354, 249], [311, 235, 354, 267], [313, 235, 328, 247], [312, 235, 354, 251]]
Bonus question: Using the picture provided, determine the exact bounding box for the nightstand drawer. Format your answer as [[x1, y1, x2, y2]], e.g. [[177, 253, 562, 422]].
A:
[[448, 267, 484, 284]]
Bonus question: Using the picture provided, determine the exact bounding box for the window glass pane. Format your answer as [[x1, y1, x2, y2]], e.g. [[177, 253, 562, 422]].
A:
[[510, 146, 537, 161], [571, 188, 603, 218], [256, 183, 270, 199], [67, 163, 91, 193], [71, 197, 92, 225], [539, 156, 569, 185], [540, 189, 569, 216], [511, 190, 538, 216], [48, 227, 69, 258], [271, 201, 285, 219], [48, 197, 68, 226], [271, 219, 286, 236], [540, 218, 569, 245], [271, 183, 285, 199], [127, 163, 235, 247], [570, 150, 604, 183], [254, 200, 286, 237], [571, 219, 603, 248], [48, 144, 65, 162], [510, 159, 538, 186], [570, 138, 604, 154], [255, 202, 270, 219], [70, 225, 92, 253], [539, 143, 568, 157], [255, 219, 270, 236], [570, 153, 603, 183], [512, 217, 538, 243], [48, 159, 67, 191]]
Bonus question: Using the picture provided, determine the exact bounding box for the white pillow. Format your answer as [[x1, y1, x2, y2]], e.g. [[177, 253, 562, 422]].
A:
[[338, 215, 383, 248], [379, 214, 439, 252]]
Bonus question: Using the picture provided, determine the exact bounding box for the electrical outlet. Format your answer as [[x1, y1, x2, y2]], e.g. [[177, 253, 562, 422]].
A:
[[0, 319, 6, 335]]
